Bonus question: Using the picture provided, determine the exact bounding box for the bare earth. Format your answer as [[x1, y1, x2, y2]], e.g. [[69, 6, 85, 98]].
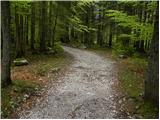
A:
[[20, 46, 121, 119]]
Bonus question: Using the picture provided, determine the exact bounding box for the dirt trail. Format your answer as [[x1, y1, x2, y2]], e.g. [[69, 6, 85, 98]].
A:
[[20, 46, 120, 119]]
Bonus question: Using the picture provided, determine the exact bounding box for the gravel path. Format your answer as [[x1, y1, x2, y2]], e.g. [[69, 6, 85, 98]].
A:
[[20, 46, 120, 119]]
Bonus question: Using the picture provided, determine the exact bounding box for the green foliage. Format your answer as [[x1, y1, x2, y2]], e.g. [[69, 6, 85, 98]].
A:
[[53, 42, 64, 54], [137, 102, 158, 118], [118, 57, 158, 118], [1, 80, 40, 118], [69, 39, 83, 48], [114, 34, 135, 56], [68, 1, 96, 33], [106, 10, 154, 43], [114, 43, 135, 56]]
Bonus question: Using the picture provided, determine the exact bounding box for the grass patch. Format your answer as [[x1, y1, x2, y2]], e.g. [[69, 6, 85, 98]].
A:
[[26, 53, 70, 76], [137, 102, 158, 118], [87, 48, 158, 118], [5, 51, 73, 118], [1, 80, 41, 118], [118, 57, 158, 118]]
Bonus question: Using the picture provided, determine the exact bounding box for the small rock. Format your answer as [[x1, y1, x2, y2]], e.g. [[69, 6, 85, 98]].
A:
[[47, 47, 52, 51], [122, 97, 126, 101], [80, 45, 87, 49], [51, 68, 60, 73], [118, 99, 123, 104], [135, 105, 140, 110], [34, 87, 38, 91], [47, 50, 55, 54], [24, 94, 29, 98], [119, 55, 126, 59], [13, 58, 29, 66], [14, 88, 18, 92]]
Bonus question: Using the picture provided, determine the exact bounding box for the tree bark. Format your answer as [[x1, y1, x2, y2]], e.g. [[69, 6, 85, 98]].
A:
[[31, 2, 35, 50], [52, 5, 58, 46], [26, 16, 29, 45], [1, 1, 12, 87], [48, 1, 52, 47], [40, 1, 46, 52], [145, 3, 159, 106]]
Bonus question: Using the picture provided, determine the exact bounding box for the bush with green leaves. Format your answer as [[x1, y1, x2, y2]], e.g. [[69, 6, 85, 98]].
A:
[[53, 42, 64, 53], [114, 34, 135, 56], [114, 43, 134, 56]]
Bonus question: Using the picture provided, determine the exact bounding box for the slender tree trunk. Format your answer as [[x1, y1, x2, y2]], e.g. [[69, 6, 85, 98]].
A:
[[48, 2, 52, 47], [108, 21, 112, 48], [20, 15, 25, 57], [26, 16, 29, 45], [40, 1, 46, 52], [31, 2, 35, 50], [145, 3, 159, 106], [1, 1, 12, 87], [15, 6, 20, 57], [52, 5, 58, 46]]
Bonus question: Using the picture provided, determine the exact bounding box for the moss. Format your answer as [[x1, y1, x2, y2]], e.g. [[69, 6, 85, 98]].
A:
[[137, 102, 159, 118], [53, 42, 64, 54], [121, 70, 144, 98], [119, 57, 158, 118], [69, 40, 83, 48], [35, 54, 67, 76], [1, 80, 40, 118]]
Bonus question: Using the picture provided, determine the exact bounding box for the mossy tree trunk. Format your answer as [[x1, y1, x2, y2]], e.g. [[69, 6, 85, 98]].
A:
[[31, 2, 35, 50], [40, 1, 46, 52], [144, 3, 159, 106], [1, 1, 12, 87]]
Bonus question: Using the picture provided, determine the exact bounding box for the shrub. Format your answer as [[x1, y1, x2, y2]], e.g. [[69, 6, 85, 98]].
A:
[[53, 42, 64, 53], [117, 34, 132, 46], [113, 43, 135, 56], [114, 34, 135, 56]]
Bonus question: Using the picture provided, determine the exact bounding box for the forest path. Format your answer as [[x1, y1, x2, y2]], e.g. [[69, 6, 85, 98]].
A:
[[20, 46, 120, 119]]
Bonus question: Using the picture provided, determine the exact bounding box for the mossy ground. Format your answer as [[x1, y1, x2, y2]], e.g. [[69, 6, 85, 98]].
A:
[[118, 57, 158, 118], [1, 80, 41, 118], [87, 47, 158, 119], [2, 51, 73, 118]]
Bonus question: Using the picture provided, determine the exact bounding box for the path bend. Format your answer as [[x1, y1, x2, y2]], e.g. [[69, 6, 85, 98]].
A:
[[20, 46, 119, 119]]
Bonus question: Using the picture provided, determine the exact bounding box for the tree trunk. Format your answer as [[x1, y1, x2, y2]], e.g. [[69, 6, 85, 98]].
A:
[[40, 1, 46, 52], [48, 1, 52, 47], [20, 15, 25, 57], [108, 21, 112, 48], [52, 5, 58, 46], [145, 3, 159, 106], [31, 2, 35, 50], [15, 6, 20, 57], [1, 1, 12, 87], [26, 16, 29, 45]]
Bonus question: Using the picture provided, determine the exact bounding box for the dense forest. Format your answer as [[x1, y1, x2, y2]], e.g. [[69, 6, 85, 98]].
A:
[[1, 1, 159, 119]]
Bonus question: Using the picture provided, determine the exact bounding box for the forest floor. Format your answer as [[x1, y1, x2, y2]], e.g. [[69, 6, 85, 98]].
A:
[[1, 46, 158, 119], [18, 46, 125, 119], [1, 51, 73, 118], [86, 47, 158, 119]]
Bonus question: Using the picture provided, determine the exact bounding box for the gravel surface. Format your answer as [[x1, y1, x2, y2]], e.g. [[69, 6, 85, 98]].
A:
[[20, 46, 120, 119]]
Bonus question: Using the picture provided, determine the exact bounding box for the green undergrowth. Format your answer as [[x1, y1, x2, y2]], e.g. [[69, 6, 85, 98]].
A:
[[87, 47, 158, 118], [4, 50, 73, 118], [119, 57, 158, 118], [68, 40, 83, 48], [26, 52, 71, 76], [86, 46, 113, 58], [1, 80, 41, 118], [53, 42, 64, 53]]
